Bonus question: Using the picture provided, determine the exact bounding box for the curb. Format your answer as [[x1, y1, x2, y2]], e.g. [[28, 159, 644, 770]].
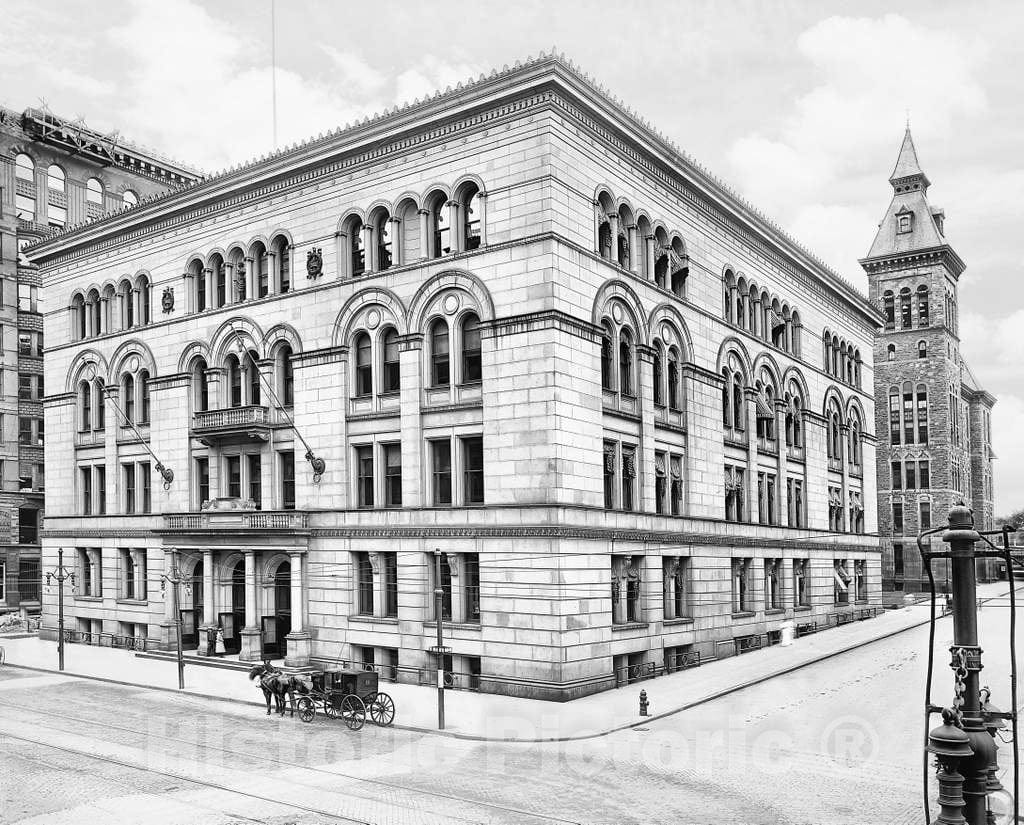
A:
[[2, 589, 1013, 744]]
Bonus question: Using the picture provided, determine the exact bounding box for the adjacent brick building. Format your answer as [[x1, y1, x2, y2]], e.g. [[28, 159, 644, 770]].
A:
[[28, 54, 882, 698], [862, 128, 998, 592], [0, 106, 197, 616]]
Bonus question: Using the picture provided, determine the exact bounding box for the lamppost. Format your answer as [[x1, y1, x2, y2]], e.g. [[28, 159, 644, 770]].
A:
[[942, 504, 1000, 825], [159, 549, 186, 690], [428, 548, 450, 731], [44, 548, 75, 672]]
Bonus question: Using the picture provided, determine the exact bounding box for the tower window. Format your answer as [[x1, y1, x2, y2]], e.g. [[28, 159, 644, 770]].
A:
[[897, 213, 912, 234]]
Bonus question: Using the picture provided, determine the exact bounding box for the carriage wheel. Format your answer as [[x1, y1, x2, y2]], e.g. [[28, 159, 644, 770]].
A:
[[368, 692, 395, 727], [297, 697, 315, 723], [339, 695, 366, 731], [324, 698, 341, 719]]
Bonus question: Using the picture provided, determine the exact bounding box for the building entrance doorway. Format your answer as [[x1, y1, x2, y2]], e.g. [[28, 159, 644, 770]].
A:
[[219, 559, 245, 655], [261, 560, 291, 658], [180, 560, 203, 648]]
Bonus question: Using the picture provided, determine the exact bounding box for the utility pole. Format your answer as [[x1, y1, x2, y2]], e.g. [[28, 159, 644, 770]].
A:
[[160, 550, 186, 690], [44, 548, 75, 672]]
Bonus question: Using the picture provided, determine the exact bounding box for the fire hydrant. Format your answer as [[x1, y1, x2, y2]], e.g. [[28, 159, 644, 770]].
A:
[[639, 689, 649, 716]]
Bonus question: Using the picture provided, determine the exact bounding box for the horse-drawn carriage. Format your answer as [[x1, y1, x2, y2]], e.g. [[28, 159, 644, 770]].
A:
[[295, 668, 396, 730]]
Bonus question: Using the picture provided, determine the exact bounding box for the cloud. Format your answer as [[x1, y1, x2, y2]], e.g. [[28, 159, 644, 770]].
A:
[[727, 13, 987, 273], [395, 55, 483, 105]]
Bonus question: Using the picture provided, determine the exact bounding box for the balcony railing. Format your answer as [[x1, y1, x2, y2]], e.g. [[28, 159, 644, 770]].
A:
[[162, 509, 308, 531], [194, 405, 269, 430]]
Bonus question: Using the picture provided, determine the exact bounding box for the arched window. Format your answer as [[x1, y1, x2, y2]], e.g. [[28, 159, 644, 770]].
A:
[[616, 225, 629, 268], [122, 190, 138, 208], [70, 294, 85, 340], [86, 177, 103, 205], [137, 274, 151, 325], [430, 319, 450, 387], [209, 253, 226, 309], [245, 351, 261, 406], [722, 369, 732, 428], [854, 350, 862, 387], [272, 234, 290, 293], [461, 313, 481, 384], [618, 329, 633, 396], [670, 238, 688, 298], [600, 323, 614, 391], [668, 348, 681, 411], [122, 374, 135, 423], [373, 210, 392, 271], [918, 341, 927, 359], [80, 381, 91, 431], [138, 370, 151, 424], [277, 346, 294, 406], [887, 344, 896, 361], [47, 164, 65, 193], [823, 333, 832, 374], [653, 346, 664, 406], [654, 254, 668, 290], [354, 334, 373, 397], [428, 193, 449, 258], [848, 413, 863, 467], [251, 241, 269, 298], [917, 384, 928, 444], [463, 184, 481, 251], [118, 279, 135, 329], [348, 216, 366, 276], [598, 220, 613, 261], [87, 289, 100, 337], [192, 358, 209, 412], [899, 287, 912, 329], [732, 373, 744, 431], [226, 355, 242, 407], [188, 259, 206, 313], [95, 378, 105, 429], [15, 153, 34, 181], [917, 286, 930, 326], [889, 387, 900, 444], [883, 291, 895, 330], [381, 329, 400, 393]]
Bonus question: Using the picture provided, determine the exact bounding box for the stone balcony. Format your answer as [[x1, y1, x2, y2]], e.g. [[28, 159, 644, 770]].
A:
[[162, 503, 308, 532], [192, 405, 273, 445]]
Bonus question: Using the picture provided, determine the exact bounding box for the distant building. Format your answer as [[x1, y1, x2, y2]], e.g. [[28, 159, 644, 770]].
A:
[[29, 55, 881, 698], [0, 106, 198, 616], [862, 128, 998, 593]]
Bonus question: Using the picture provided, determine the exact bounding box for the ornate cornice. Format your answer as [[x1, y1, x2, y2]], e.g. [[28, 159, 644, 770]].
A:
[[293, 345, 348, 368], [485, 309, 602, 342], [859, 244, 966, 279]]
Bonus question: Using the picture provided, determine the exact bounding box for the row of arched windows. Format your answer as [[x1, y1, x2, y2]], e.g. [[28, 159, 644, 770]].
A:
[[723, 269, 803, 357], [351, 313, 482, 399], [186, 233, 291, 314], [886, 341, 928, 361], [78, 369, 149, 430], [189, 346, 294, 413], [822, 331, 862, 388], [14, 152, 137, 226], [595, 189, 690, 298], [70, 273, 151, 341], [338, 180, 483, 279], [882, 285, 929, 331], [825, 397, 863, 470]]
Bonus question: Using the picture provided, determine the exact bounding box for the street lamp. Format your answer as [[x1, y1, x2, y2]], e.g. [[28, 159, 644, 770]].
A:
[[981, 688, 1015, 825], [928, 707, 974, 825]]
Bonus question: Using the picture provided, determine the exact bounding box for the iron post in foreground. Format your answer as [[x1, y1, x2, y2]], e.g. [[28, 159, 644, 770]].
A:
[[160, 549, 186, 690], [44, 548, 75, 672], [942, 503, 998, 825], [434, 548, 446, 730]]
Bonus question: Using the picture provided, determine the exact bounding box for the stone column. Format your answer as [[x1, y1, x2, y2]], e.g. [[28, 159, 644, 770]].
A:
[[99, 297, 109, 334], [447, 200, 460, 252], [398, 334, 423, 506], [266, 251, 278, 294], [245, 257, 255, 300], [239, 550, 261, 661], [418, 209, 430, 259], [183, 273, 194, 313], [607, 213, 620, 263], [745, 388, 759, 521], [132, 288, 141, 326], [203, 268, 214, 309], [388, 216, 402, 266], [627, 224, 640, 274], [840, 424, 851, 533], [645, 236, 656, 282], [198, 548, 216, 655], [284, 551, 310, 666], [362, 224, 375, 272], [775, 401, 788, 526], [637, 345, 657, 511], [160, 547, 178, 650], [85, 301, 95, 338], [476, 192, 488, 246]]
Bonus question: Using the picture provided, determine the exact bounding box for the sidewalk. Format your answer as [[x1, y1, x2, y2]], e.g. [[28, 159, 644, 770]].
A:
[[2, 582, 1014, 742]]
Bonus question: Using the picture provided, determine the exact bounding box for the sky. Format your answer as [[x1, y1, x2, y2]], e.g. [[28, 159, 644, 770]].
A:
[[2, 0, 1021, 515]]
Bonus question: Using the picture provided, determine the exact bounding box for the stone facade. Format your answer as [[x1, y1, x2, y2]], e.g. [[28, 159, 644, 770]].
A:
[[0, 106, 197, 615], [28, 55, 881, 698], [862, 129, 997, 593]]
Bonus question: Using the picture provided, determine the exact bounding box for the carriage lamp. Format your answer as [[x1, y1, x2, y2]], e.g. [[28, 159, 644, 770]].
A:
[[981, 690, 1015, 825], [929, 708, 974, 825]]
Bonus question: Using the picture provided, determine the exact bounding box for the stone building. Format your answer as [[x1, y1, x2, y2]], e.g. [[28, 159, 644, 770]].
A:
[[862, 128, 998, 593], [28, 54, 881, 698], [0, 106, 197, 616]]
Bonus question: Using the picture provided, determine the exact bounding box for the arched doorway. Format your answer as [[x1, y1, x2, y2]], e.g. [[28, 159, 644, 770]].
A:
[[262, 560, 291, 658], [218, 559, 245, 655], [181, 560, 202, 649]]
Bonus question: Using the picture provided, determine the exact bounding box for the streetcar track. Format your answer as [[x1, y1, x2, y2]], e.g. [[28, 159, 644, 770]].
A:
[[0, 698, 581, 825], [0, 729, 368, 825], [0, 737, 269, 825]]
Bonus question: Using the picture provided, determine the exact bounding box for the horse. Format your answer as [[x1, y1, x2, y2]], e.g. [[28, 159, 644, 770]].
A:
[[248, 661, 309, 716]]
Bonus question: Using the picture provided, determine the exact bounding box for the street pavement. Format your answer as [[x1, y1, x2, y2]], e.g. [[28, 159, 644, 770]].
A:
[[1, 583, 1021, 824], [3, 587, 1007, 742]]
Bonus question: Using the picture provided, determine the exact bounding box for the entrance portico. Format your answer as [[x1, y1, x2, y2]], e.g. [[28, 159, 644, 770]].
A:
[[158, 511, 310, 665]]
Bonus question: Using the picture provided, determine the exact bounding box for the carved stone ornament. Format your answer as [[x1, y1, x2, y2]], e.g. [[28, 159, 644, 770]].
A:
[[161, 286, 174, 314], [306, 247, 323, 279]]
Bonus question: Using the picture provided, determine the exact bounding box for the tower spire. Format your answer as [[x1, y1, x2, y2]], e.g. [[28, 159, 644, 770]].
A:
[[889, 125, 929, 191]]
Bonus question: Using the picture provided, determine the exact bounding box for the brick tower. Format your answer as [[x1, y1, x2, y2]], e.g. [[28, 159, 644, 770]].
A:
[[861, 128, 997, 593]]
